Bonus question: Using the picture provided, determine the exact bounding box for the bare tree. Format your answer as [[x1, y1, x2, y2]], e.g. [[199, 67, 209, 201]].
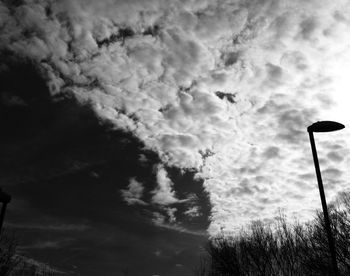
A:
[[0, 229, 54, 276], [195, 192, 350, 276], [0, 230, 22, 275]]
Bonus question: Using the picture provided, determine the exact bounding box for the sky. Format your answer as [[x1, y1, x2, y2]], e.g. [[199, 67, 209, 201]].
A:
[[2, 0, 350, 275]]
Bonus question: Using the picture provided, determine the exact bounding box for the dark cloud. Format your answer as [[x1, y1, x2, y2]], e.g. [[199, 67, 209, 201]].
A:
[[323, 167, 343, 178], [266, 63, 283, 85], [262, 146, 280, 159], [0, 56, 53, 142], [222, 51, 240, 66], [327, 151, 344, 162], [276, 108, 313, 144], [0, 54, 210, 273], [96, 27, 135, 47], [298, 173, 315, 181], [3, 119, 210, 274], [299, 17, 319, 40], [215, 91, 237, 104], [227, 180, 255, 197]]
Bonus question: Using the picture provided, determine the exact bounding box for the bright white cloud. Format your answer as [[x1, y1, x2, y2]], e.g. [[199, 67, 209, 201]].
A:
[[3, 0, 350, 235], [151, 165, 180, 205]]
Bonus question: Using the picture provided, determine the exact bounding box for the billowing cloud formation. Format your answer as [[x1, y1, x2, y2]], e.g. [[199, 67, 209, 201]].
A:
[[3, 0, 350, 234], [152, 165, 180, 205]]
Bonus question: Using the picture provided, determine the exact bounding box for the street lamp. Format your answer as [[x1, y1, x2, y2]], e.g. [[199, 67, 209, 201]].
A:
[[0, 188, 11, 235], [307, 120, 345, 276]]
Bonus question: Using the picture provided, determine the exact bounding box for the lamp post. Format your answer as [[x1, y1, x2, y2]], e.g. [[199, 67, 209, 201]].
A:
[[0, 188, 11, 235], [307, 121, 345, 276]]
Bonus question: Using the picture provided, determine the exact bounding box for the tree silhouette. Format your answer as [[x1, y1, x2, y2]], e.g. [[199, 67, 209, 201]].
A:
[[195, 192, 350, 276]]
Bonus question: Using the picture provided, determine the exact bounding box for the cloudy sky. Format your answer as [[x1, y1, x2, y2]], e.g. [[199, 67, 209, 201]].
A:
[[2, 0, 350, 274]]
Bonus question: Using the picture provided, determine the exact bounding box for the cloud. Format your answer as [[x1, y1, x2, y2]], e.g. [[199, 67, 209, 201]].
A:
[[14, 255, 66, 275], [121, 177, 148, 205], [327, 151, 344, 162], [151, 165, 180, 205], [8, 222, 90, 231], [20, 240, 69, 250], [166, 207, 177, 223], [3, 0, 350, 235], [151, 211, 206, 236], [184, 206, 201, 219]]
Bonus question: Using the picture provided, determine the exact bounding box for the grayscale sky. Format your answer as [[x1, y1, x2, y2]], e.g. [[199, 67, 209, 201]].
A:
[[1, 0, 350, 275]]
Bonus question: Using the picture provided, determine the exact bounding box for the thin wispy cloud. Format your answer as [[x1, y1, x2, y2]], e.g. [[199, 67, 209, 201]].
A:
[[152, 211, 207, 236], [8, 222, 90, 231]]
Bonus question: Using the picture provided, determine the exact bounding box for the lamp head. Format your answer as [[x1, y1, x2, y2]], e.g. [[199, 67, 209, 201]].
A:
[[307, 121, 345, 133]]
